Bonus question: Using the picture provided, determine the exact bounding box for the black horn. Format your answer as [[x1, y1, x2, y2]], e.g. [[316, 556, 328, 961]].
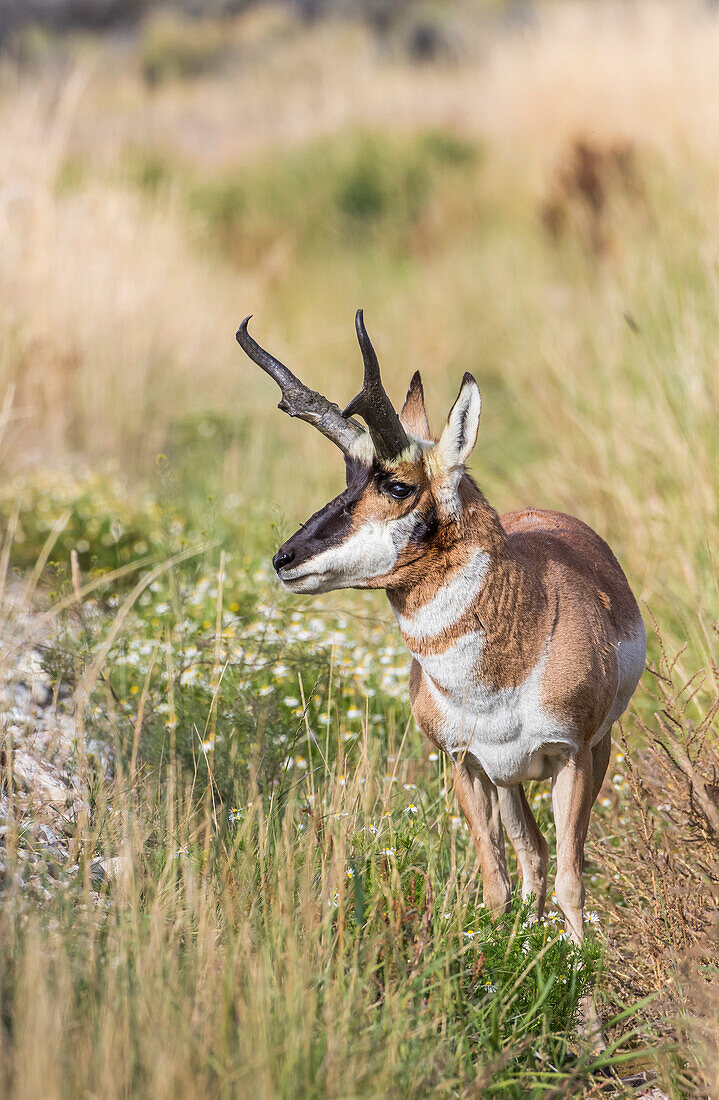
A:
[[236, 316, 366, 456], [343, 309, 410, 461]]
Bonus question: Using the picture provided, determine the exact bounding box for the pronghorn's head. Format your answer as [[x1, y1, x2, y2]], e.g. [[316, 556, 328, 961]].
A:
[[237, 311, 482, 594]]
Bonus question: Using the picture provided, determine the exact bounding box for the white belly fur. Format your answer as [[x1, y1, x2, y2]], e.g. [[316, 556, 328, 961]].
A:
[[411, 617, 645, 786], [399, 549, 645, 786], [412, 630, 578, 786]]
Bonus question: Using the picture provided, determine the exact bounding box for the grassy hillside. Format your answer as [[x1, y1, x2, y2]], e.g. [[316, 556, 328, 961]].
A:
[[0, 4, 717, 1096]]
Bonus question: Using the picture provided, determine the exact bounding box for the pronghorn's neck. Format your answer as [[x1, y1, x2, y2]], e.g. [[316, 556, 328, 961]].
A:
[[387, 487, 550, 688], [387, 486, 506, 617]]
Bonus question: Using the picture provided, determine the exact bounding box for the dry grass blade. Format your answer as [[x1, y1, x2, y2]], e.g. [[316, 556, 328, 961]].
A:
[[74, 542, 213, 716]]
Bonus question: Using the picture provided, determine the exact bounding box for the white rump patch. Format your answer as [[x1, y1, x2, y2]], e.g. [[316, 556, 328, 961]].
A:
[[592, 617, 646, 744], [395, 548, 490, 641]]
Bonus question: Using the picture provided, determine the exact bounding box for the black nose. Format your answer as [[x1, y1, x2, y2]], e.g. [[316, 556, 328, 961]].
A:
[[273, 547, 295, 572]]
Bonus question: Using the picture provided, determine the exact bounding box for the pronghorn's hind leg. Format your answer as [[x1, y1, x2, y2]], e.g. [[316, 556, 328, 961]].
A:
[[551, 744, 606, 1050], [452, 758, 511, 916], [552, 733, 611, 936], [591, 729, 612, 803], [498, 785, 549, 917], [550, 745, 595, 944]]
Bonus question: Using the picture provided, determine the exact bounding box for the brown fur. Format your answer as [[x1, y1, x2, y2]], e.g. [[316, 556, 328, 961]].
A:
[[270, 362, 644, 974], [385, 484, 642, 745], [503, 507, 642, 734]]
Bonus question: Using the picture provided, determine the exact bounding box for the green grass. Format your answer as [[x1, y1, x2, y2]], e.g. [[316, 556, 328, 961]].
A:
[[113, 128, 484, 265], [0, 469, 651, 1096], [0, 790, 607, 1099]]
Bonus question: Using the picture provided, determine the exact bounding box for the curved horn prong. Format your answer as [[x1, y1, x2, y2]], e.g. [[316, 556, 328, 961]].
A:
[[236, 316, 366, 455], [343, 309, 410, 461]]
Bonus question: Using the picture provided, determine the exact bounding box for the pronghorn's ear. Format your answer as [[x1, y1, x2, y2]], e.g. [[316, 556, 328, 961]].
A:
[[435, 373, 481, 471], [400, 371, 432, 441]]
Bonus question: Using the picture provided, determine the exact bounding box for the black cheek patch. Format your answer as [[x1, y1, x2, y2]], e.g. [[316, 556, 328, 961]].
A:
[[408, 503, 439, 545]]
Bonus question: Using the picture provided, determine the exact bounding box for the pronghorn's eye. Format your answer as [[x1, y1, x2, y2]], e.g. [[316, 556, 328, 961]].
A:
[[385, 480, 414, 500]]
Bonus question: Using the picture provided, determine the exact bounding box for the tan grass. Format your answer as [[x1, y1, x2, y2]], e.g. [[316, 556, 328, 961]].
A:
[[0, 87, 253, 461], [10, 3, 719, 168]]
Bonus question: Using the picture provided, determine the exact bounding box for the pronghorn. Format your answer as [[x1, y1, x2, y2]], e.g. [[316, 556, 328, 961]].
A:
[[237, 310, 645, 945]]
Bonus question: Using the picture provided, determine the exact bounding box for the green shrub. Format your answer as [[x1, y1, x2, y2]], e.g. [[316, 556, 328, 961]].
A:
[[334, 139, 429, 228], [0, 470, 167, 576], [140, 13, 229, 87], [121, 146, 175, 195], [187, 129, 483, 262], [420, 128, 479, 167]]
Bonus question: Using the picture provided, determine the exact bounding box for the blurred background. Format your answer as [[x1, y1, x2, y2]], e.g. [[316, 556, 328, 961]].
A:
[[2, 0, 719, 620], [2, 0, 719, 636], [1, 3, 719, 1095], [3, 0, 719, 770], [1, 1, 718, 534]]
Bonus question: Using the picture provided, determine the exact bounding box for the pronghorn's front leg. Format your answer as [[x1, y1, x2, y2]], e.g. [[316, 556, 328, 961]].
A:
[[497, 785, 548, 917], [452, 758, 511, 916], [552, 744, 608, 1050], [551, 746, 595, 944]]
